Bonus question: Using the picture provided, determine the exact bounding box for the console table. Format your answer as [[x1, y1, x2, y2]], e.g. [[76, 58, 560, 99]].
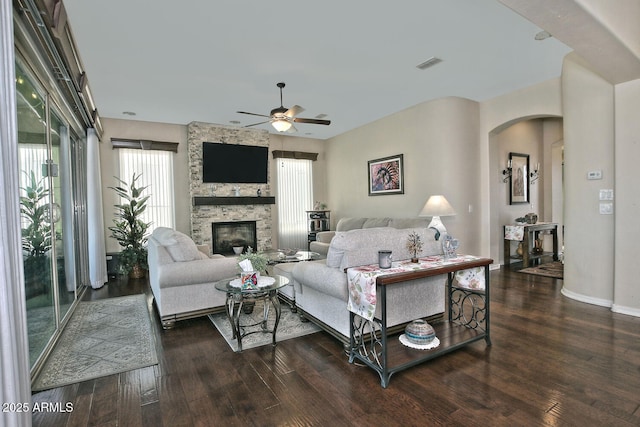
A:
[[348, 255, 492, 388], [504, 222, 558, 267]]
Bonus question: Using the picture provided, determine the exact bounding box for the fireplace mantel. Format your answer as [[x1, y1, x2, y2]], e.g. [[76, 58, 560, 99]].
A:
[[193, 196, 276, 206]]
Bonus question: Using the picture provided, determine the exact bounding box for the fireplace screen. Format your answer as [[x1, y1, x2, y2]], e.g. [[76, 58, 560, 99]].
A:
[[212, 221, 257, 255]]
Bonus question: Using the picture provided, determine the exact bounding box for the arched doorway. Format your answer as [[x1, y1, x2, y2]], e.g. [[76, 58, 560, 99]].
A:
[[488, 116, 564, 266]]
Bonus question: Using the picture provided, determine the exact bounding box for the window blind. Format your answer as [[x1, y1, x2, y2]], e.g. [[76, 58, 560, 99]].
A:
[[276, 158, 313, 250], [118, 148, 175, 230]]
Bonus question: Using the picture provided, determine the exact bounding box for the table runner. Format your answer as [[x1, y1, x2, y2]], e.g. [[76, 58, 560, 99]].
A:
[[347, 255, 485, 321], [504, 225, 525, 241]]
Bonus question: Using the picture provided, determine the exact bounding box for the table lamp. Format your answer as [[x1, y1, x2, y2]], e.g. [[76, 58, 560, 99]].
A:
[[419, 195, 456, 240]]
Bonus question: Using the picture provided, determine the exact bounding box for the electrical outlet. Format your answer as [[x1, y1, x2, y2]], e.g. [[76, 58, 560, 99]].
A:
[[599, 203, 613, 214]]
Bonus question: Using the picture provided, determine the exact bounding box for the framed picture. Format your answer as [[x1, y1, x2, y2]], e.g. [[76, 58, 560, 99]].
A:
[[368, 154, 404, 196], [509, 152, 529, 204]]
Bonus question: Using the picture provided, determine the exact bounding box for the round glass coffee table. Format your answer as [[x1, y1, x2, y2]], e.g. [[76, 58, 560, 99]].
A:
[[265, 251, 321, 312], [214, 275, 289, 352]]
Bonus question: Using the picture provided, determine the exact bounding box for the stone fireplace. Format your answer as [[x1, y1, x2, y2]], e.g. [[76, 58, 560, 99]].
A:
[[187, 122, 274, 253], [212, 220, 257, 255]]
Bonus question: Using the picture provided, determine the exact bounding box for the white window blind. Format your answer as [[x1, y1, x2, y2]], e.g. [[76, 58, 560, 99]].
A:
[[118, 148, 175, 230], [276, 158, 313, 250]]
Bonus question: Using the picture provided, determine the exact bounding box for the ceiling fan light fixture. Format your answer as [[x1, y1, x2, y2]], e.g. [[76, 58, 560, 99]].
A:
[[272, 119, 292, 132]]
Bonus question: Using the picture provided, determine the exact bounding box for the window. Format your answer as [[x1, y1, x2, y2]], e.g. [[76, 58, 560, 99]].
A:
[[276, 158, 313, 249], [118, 148, 175, 230]]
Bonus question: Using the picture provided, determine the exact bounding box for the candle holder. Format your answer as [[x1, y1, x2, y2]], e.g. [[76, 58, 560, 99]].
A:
[[502, 159, 512, 183]]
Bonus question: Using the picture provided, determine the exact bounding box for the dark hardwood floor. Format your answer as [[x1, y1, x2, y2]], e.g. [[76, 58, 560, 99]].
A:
[[31, 266, 640, 426]]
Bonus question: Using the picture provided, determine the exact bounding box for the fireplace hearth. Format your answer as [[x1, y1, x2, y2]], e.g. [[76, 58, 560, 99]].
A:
[[212, 221, 257, 255]]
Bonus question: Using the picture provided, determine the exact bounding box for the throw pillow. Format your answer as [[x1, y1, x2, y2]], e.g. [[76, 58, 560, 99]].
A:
[[152, 227, 178, 246], [165, 230, 202, 262]]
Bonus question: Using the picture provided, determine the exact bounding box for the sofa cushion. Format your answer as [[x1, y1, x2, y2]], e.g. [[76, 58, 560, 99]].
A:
[[327, 227, 441, 271], [152, 228, 203, 262], [336, 217, 368, 231], [152, 227, 178, 245], [326, 227, 392, 269], [388, 218, 430, 229], [362, 218, 391, 228]]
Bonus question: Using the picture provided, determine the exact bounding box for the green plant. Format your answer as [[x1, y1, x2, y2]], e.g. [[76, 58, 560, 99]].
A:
[[20, 171, 53, 257], [108, 173, 151, 274], [237, 247, 268, 273], [20, 171, 56, 298]]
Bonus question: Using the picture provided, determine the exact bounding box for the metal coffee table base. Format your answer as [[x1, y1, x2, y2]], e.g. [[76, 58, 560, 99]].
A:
[[224, 290, 282, 352]]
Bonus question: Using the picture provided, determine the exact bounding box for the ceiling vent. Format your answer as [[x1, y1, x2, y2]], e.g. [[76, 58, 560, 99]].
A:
[[416, 57, 442, 70]]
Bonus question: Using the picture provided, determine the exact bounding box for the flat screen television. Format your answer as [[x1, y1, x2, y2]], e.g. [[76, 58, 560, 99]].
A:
[[202, 142, 268, 183]]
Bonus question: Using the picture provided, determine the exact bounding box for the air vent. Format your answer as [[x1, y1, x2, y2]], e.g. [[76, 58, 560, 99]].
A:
[[416, 57, 442, 70], [315, 113, 328, 119]]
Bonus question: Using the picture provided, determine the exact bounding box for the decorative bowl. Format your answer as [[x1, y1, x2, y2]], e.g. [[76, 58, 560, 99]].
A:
[[232, 246, 244, 255], [404, 319, 436, 345], [278, 248, 298, 256]]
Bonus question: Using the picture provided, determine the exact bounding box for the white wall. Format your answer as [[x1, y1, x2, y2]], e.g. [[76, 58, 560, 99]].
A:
[[325, 96, 482, 255], [561, 52, 615, 306], [613, 78, 640, 316]]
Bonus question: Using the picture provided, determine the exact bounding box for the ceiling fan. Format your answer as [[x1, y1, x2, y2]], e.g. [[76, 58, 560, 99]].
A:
[[237, 82, 331, 133]]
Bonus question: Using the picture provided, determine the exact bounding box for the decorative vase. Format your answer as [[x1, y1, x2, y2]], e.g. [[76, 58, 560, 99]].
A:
[[533, 238, 544, 254], [516, 242, 524, 257], [411, 257, 419, 263], [405, 319, 436, 345], [525, 212, 538, 224], [129, 264, 145, 279]]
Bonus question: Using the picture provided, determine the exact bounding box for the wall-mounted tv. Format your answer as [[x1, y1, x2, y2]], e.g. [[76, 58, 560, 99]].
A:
[[202, 142, 268, 183]]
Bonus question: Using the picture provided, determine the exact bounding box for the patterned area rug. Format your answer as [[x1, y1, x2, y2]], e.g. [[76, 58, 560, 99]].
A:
[[33, 295, 158, 391], [209, 301, 321, 352], [519, 261, 564, 279]]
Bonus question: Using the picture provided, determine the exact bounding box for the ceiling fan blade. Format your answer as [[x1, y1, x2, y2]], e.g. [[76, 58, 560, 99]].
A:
[[293, 117, 331, 125], [286, 123, 298, 133], [244, 120, 271, 128], [237, 111, 271, 118], [285, 105, 305, 118]]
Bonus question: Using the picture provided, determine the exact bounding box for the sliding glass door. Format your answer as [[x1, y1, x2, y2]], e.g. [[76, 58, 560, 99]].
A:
[[16, 60, 85, 368]]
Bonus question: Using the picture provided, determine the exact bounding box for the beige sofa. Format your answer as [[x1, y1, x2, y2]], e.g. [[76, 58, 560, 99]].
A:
[[147, 227, 238, 329], [310, 217, 431, 256], [289, 225, 445, 347]]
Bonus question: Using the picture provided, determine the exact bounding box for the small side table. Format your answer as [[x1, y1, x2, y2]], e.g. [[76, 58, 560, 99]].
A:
[[214, 275, 289, 352]]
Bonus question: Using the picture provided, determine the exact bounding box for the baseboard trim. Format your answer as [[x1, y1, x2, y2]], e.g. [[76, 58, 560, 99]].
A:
[[611, 304, 640, 318], [560, 287, 612, 308]]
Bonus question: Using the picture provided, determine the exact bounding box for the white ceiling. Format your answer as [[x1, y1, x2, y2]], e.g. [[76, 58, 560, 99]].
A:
[[63, 0, 573, 140]]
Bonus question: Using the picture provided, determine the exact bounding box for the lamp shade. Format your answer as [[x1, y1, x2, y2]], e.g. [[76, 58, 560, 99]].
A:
[[419, 195, 456, 217], [272, 119, 292, 132]]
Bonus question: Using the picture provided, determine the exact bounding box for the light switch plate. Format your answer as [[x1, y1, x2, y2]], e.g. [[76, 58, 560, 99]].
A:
[[599, 189, 614, 200]]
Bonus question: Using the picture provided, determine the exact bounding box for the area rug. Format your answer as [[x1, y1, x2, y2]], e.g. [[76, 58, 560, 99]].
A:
[[519, 261, 564, 279], [32, 294, 158, 391], [209, 301, 321, 352]]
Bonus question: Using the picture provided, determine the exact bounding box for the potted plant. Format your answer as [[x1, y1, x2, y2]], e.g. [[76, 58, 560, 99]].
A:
[[108, 173, 151, 278], [20, 172, 55, 298], [406, 231, 423, 263], [237, 246, 268, 274]]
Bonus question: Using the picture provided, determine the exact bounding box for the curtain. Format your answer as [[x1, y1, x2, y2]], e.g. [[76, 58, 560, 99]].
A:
[[0, 0, 32, 423], [87, 128, 107, 288], [276, 158, 313, 249]]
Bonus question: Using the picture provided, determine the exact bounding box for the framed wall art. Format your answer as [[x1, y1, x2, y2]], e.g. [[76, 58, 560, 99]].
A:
[[368, 154, 404, 196], [509, 152, 529, 204]]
